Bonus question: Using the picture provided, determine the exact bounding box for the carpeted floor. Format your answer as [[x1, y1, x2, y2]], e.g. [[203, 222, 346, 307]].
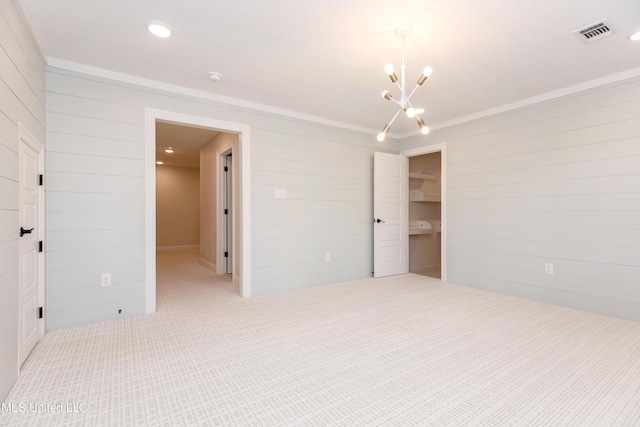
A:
[[2, 248, 640, 426]]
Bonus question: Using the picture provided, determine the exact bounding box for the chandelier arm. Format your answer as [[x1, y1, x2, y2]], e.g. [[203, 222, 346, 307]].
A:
[[394, 80, 405, 94], [387, 109, 402, 127], [387, 95, 405, 109], [405, 83, 421, 103]]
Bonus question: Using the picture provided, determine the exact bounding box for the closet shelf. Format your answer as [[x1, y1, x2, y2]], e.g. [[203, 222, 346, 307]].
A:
[[409, 229, 433, 236], [409, 189, 441, 202], [409, 172, 437, 180], [411, 195, 441, 202]]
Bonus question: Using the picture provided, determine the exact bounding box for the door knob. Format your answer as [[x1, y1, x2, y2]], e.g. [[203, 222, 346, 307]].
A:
[[375, 219, 385, 224], [20, 227, 34, 237]]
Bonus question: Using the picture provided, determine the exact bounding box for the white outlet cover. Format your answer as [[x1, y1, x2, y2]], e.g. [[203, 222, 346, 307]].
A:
[[275, 189, 287, 199], [101, 273, 112, 287], [325, 252, 331, 262]]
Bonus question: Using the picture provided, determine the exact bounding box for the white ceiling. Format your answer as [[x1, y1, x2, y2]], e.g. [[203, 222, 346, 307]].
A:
[[20, 0, 640, 136]]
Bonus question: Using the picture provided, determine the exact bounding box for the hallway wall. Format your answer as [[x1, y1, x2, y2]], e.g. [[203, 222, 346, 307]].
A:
[[156, 165, 200, 248]]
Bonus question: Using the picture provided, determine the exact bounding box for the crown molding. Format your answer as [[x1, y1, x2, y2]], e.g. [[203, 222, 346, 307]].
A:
[[46, 57, 381, 137], [395, 65, 640, 140], [45, 58, 640, 143]]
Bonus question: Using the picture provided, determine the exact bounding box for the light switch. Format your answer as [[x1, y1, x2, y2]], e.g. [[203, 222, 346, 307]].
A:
[[544, 263, 554, 275]]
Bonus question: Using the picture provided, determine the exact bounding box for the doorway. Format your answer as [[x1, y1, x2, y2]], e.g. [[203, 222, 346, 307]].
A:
[[408, 151, 441, 278], [220, 151, 233, 274], [144, 109, 252, 314], [402, 143, 447, 282]]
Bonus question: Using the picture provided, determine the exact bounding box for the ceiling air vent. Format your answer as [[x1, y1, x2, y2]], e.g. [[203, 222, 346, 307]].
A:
[[573, 19, 614, 43]]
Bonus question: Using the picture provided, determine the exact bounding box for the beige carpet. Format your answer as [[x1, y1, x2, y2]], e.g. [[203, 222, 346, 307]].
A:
[[2, 248, 640, 426]]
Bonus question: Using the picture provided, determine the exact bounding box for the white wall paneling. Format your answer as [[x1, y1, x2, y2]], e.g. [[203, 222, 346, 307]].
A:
[[399, 75, 640, 322], [45, 64, 387, 321], [0, 0, 46, 402]]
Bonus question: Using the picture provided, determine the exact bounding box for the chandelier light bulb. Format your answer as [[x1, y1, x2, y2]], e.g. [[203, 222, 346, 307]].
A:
[[405, 107, 416, 118], [384, 63, 394, 75], [382, 90, 393, 100], [417, 66, 433, 85], [384, 63, 398, 83], [631, 30, 640, 41], [417, 118, 430, 135], [377, 124, 391, 142]]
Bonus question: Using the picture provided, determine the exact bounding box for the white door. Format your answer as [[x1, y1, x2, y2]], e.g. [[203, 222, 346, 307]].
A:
[[18, 127, 44, 366], [373, 152, 408, 277]]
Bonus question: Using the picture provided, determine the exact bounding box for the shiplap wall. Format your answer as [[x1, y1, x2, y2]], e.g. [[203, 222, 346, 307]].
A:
[[0, 0, 46, 401], [45, 67, 389, 328], [400, 76, 640, 321]]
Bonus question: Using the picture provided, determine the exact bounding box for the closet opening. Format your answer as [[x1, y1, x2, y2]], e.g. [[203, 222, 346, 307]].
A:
[[402, 143, 447, 282]]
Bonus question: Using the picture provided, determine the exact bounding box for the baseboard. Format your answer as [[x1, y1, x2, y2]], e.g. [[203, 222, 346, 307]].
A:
[[199, 257, 216, 272], [156, 245, 199, 252]]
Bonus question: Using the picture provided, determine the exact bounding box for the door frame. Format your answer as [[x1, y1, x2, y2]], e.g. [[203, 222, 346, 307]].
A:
[[17, 123, 45, 358], [401, 143, 447, 282], [217, 146, 233, 274], [144, 109, 252, 314]]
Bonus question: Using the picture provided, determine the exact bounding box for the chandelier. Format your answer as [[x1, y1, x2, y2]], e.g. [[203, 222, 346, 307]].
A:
[[377, 25, 432, 142]]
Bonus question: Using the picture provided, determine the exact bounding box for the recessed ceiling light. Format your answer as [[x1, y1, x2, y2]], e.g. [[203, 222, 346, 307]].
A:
[[631, 30, 640, 41], [156, 161, 164, 165], [208, 72, 222, 82], [148, 21, 171, 38], [164, 147, 174, 153]]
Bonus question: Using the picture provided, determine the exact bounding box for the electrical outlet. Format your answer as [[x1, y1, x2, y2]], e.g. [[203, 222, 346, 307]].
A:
[[544, 263, 554, 275], [101, 273, 111, 287], [325, 252, 331, 262]]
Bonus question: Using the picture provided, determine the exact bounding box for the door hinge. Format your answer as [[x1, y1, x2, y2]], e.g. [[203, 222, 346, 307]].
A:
[[39, 174, 43, 186], [224, 166, 228, 172], [38, 306, 43, 319], [224, 251, 228, 258], [39, 241, 43, 252], [224, 209, 228, 215]]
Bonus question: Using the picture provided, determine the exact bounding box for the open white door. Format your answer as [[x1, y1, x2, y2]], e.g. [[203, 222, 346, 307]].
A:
[[373, 152, 408, 278], [18, 126, 44, 366]]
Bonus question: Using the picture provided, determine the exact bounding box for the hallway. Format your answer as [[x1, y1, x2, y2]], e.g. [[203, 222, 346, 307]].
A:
[[155, 248, 237, 312]]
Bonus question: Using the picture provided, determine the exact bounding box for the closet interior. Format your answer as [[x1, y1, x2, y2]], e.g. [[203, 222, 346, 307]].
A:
[[408, 152, 442, 278]]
